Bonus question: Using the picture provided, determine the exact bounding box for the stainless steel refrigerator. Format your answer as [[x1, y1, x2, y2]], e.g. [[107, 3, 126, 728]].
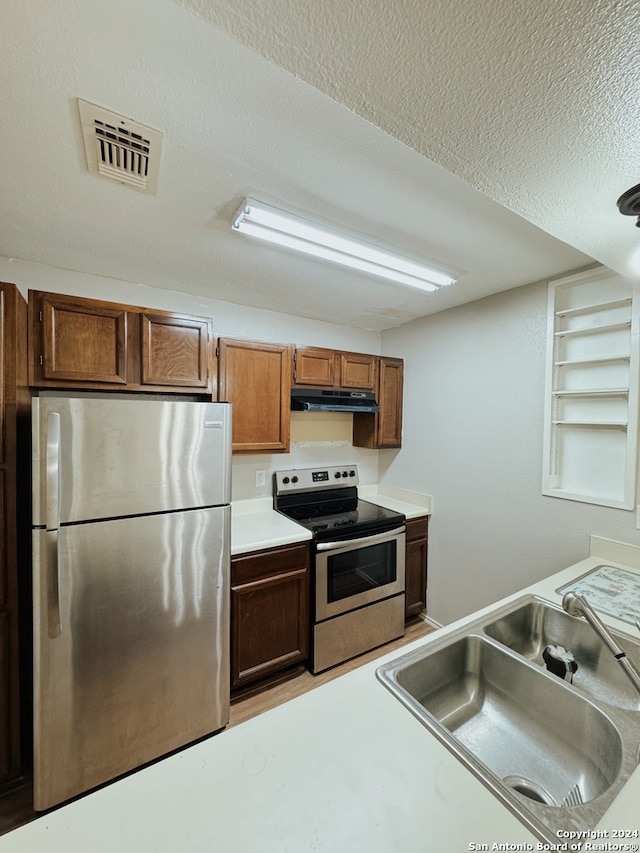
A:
[[32, 396, 231, 811]]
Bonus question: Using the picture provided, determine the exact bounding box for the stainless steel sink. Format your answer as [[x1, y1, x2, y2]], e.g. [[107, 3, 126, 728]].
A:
[[377, 595, 640, 843], [483, 596, 640, 711]]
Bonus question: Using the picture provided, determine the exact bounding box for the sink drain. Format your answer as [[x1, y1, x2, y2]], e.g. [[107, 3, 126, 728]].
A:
[[503, 775, 557, 806]]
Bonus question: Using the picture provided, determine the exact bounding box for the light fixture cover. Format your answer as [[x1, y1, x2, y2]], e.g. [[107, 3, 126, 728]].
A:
[[232, 198, 456, 292]]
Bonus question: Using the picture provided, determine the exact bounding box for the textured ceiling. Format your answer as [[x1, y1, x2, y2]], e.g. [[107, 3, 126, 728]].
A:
[[178, 0, 640, 280], [2, 0, 625, 331]]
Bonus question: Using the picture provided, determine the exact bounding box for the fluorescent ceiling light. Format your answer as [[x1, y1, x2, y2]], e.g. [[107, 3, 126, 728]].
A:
[[232, 198, 456, 292]]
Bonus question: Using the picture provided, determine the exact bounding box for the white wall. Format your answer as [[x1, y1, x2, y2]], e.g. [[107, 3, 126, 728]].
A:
[[381, 277, 640, 625], [1, 256, 382, 498]]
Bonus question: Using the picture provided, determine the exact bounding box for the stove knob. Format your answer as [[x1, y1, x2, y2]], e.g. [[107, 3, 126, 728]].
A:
[[342, 470, 348, 477], [282, 477, 290, 484], [349, 470, 356, 477], [335, 471, 341, 478], [292, 476, 299, 483]]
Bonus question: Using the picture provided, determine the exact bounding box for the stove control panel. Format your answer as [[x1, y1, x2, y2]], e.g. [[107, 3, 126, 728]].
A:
[[274, 465, 359, 494]]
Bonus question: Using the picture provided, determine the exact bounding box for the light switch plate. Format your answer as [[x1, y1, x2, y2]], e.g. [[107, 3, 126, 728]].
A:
[[255, 469, 266, 488]]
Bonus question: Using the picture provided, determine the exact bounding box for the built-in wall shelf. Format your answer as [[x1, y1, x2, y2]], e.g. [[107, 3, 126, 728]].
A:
[[543, 267, 639, 510], [554, 355, 630, 367], [553, 321, 631, 339], [552, 421, 628, 429], [552, 388, 629, 398], [555, 297, 632, 318]]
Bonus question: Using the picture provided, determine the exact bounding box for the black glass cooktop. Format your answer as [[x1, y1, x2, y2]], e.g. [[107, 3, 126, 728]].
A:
[[277, 497, 405, 542]]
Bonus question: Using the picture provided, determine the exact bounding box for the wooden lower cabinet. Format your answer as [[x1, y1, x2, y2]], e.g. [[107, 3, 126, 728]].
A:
[[404, 516, 429, 619], [231, 543, 310, 689]]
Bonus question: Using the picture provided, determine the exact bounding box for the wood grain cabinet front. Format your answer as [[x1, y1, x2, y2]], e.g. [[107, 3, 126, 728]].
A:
[[292, 346, 377, 391], [217, 337, 291, 454], [0, 282, 28, 785], [29, 291, 214, 394], [140, 311, 210, 389], [353, 356, 404, 449], [404, 516, 429, 619], [231, 543, 310, 689]]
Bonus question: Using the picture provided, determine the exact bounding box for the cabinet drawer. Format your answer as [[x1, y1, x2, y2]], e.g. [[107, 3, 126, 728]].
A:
[[232, 543, 309, 585], [405, 516, 429, 542]]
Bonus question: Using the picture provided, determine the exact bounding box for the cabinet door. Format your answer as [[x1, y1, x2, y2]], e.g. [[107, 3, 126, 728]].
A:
[[293, 346, 338, 386], [218, 338, 290, 454], [404, 517, 429, 618], [231, 544, 310, 688], [353, 356, 404, 449], [340, 351, 377, 390], [140, 311, 211, 390], [34, 292, 129, 385], [377, 357, 404, 447]]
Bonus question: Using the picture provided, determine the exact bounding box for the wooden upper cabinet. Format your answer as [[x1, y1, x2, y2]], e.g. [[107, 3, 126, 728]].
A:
[[293, 346, 377, 391], [292, 346, 337, 387], [140, 312, 210, 389], [35, 292, 129, 385], [353, 356, 404, 449], [29, 291, 213, 394], [377, 357, 404, 447], [340, 351, 377, 390], [218, 337, 291, 454]]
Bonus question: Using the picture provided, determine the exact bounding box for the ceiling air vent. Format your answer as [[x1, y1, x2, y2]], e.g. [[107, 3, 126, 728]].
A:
[[77, 98, 163, 194]]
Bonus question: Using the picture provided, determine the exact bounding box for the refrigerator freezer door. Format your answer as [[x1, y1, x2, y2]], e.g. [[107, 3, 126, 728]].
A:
[[33, 506, 230, 810], [32, 398, 231, 526]]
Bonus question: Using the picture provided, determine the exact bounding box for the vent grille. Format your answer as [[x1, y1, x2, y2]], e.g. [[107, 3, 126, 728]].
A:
[[78, 99, 163, 194]]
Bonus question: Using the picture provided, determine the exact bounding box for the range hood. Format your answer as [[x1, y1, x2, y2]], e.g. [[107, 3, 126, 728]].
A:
[[291, 388, 380, 413]]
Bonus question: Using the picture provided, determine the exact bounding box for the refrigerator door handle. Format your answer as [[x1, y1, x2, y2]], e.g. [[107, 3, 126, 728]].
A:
[[46, 413, 61, 532], [46, 530, 62, 638], [45, 413, 62, 637]]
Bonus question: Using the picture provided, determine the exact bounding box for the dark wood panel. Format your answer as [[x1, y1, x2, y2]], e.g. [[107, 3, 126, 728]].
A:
[[231, 568, 309, 687], [140, 312, 210, 389], [0, 282, 28, 786], [353, 356, 404, 449], [232, 543, 310, 585], [231, 543, 310, 689], [377, 357, 404, 447], [0, 471, 5, 608], [0, 612, 9, 779], [405, 516, 429, 542], [404, 515, 429, 619]]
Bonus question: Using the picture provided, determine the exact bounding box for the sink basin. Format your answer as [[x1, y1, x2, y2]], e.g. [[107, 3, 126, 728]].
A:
[[483, 596, 640, 711], [396, 635, 621, 805], [377, 595, 640, 843]]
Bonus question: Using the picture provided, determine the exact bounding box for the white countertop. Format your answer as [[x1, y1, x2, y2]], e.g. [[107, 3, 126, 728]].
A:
[[358, 484, 432, 519], [231, 497, 312, 556], [2, 536, 639, 852]]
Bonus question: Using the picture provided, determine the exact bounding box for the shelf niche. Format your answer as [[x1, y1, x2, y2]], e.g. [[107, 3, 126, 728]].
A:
[[542, 268, 639, 509]]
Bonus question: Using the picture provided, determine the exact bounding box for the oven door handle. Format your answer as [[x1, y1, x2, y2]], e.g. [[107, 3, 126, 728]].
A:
[[315, 525, 406, 552]]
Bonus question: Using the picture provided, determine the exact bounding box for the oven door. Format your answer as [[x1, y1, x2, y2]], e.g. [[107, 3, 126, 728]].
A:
[[314, 526, 405, 622]]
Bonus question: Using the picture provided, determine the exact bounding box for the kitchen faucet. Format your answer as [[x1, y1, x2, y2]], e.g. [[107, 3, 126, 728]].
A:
[[561, 591, 640, 697]]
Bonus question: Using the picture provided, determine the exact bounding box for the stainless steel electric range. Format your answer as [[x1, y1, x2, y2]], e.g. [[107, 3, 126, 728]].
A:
[[274, 465, 406, 673]]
